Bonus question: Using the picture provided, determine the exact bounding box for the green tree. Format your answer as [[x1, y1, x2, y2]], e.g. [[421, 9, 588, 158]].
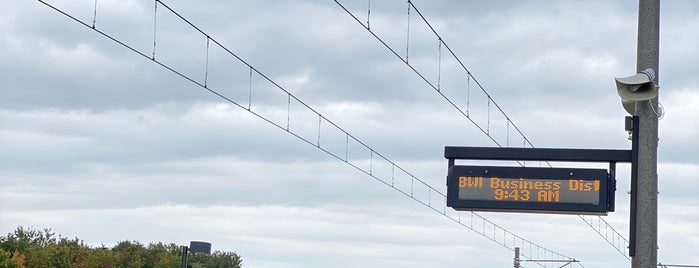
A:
[[45, 242, 72, 268], [1, 226, 242, 268], [112, 240, 145, 268], [76, 246, 115, 268], [143, 242, 180, 268], [206, 251, 242, 268], [188, 250, 242, 268], [21, 235, 90, 268], [0, 248, 23, 268], [0, 226, 55, 254]]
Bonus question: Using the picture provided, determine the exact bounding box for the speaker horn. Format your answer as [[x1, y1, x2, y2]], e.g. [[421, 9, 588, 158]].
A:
[[614, 68, 657, 114]]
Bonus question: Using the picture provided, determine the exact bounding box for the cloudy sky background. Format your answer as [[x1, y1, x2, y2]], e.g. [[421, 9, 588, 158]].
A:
[[1, 0, 698, 267]]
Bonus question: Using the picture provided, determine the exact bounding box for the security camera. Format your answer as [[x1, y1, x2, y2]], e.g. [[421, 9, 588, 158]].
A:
[[615, 68, 658, 115]]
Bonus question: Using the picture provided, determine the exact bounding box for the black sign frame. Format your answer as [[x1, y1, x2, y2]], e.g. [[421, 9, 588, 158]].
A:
[[444, 130, 638, 215]]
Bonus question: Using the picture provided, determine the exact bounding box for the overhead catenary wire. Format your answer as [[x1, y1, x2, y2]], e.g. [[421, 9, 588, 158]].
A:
[[39, 0, 580, 268], [334, 0, 629, 261], [39, 1, 581, 267], [334, 0, 522, 153]]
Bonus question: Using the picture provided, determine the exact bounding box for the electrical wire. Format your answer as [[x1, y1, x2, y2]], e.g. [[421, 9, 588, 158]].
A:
[[334, 0, 629, 262], [37, 1, 581, 266]]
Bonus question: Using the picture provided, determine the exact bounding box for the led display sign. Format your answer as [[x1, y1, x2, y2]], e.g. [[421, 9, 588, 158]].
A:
[[447, 166, 611, 215]]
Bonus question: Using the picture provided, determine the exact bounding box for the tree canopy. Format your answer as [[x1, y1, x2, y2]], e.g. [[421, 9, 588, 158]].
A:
[[0, 226, 242, 268]]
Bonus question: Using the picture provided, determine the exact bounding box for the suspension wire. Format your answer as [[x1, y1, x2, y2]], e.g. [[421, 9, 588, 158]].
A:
[[91, 0, 97, 28], [437, 38, 442, 91], [405, 0, 411, 63], [334, 0, 501, 148], [151, 0, 157, 60], [366, 0, 371, 29], [248, 67, 252, 110], [37, 1, 580, 266], [316, 115, 321, 147], [335, 0, 627, 262], [579, 215, 631, 260], [369, 150, 373, 175], [408, 1, 534, 148], [344, 133, 349, 162], [335, 0, 531, 176], [507, 119, 510, 147], [286, 93, 291, 131], [487, 97, 491, 134], [467, 73, 470, 116], [204, 36, 210, 88], [406, 2, 629, 261]]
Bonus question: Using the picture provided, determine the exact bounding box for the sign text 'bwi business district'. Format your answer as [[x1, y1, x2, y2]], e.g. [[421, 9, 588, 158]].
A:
[[446, 166, 612, 215], [458, 176, 600, 203]]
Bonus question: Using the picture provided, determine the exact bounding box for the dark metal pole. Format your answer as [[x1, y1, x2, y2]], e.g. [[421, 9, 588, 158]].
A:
[[514, 247, 521, 268], [181, 246, 189, 268], [632, 0, 659, 267], [629, 116, 640, 256]]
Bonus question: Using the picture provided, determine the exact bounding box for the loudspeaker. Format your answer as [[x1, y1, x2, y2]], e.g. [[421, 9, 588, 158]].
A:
[[615, 68, 657, 115]]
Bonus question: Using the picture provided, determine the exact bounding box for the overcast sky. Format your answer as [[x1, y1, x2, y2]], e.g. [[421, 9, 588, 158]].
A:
[[1, 0, 698, 267]]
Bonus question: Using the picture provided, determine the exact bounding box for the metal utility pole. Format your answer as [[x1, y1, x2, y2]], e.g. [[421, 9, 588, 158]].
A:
[[181, 246, 189, 268], [632, 0, 659, 267]]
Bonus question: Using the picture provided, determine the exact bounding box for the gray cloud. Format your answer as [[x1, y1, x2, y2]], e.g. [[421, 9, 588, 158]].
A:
[[2, 0, 699, 267]]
